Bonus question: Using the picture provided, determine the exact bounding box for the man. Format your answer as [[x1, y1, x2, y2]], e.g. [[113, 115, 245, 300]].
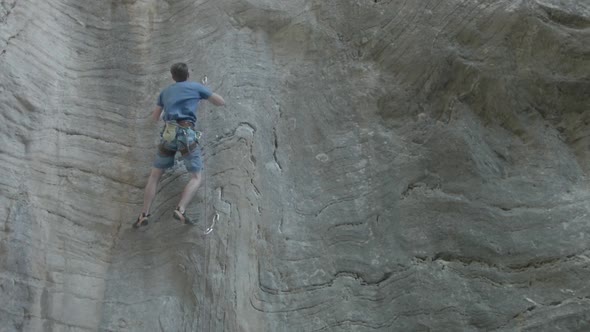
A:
[[133, 62, 225, 228]]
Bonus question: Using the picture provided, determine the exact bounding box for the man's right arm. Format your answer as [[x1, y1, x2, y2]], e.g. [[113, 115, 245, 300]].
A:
[[208, 93, 225, 106]]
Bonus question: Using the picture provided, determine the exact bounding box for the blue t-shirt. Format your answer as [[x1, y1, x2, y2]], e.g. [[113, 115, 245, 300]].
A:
[[157, 81, 212, 124]]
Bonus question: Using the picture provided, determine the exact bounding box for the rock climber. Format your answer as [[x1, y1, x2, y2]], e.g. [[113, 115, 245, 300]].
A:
[[133, 62, 225, 228]]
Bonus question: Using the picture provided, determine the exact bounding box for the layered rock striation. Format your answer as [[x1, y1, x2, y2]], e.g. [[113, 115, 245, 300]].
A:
[[1, 0, 589, 331]]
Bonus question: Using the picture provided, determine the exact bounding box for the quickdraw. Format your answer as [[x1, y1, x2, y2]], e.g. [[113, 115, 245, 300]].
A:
[[204, 212, 218, 235]]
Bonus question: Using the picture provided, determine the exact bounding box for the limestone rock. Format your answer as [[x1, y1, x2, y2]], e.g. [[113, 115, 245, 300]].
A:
[[0, 0, 589, 331]]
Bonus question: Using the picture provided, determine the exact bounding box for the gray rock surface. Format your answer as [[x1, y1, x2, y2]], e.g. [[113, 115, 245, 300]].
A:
[[1, 0, 589, 331]]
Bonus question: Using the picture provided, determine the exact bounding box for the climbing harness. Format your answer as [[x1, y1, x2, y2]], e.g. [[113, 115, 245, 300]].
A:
[[158, 121, 201, 157]]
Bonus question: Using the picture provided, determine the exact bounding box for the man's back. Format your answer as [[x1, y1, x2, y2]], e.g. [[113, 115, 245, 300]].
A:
[[158, 81, 212, 124]]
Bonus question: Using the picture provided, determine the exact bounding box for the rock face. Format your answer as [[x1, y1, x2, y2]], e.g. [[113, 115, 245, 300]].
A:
[[1, 0, 589, 331]]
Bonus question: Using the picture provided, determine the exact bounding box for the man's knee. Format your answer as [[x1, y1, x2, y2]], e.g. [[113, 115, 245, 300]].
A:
[[189, 172, 202, 180]]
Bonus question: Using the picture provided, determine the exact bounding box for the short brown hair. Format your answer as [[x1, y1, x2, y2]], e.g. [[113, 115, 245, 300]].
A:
[[170, 63, 189, 82]]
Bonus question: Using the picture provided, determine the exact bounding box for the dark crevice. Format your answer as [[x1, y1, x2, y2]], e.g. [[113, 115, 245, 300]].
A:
[[0, 0, 17, 23], [272, 127, 282, 171], [536, 3, 590, 30], [502, 296, 590, 329], [400, 175, 441, 199], [334, 270, 393, 286], [432, 252, 499, 269], [258, 276, 333, 295], [328, 221, 366, 231], [507, 255, 572, 270], [238, 121, 257, 133], [420, 251, 585, 273], [250, 178, 261, 196], [6, 24, 26, 43], [40, 161, 143, 190], [55, 127, 133, 148]]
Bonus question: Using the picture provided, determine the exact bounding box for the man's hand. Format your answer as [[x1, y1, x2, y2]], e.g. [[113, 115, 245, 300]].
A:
[[201, 75, 224, 106], [151, 106, 163, 122]]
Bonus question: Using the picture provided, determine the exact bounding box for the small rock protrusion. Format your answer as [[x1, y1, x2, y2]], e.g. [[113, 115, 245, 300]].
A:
[[315, 153, 329, 163]]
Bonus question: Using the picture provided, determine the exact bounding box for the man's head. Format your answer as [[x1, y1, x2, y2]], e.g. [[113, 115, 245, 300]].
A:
[[170, 62, 189, 82]]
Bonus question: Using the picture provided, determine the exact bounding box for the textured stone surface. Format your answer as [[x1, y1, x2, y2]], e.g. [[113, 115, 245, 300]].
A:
[[1, 0, 589, 331]]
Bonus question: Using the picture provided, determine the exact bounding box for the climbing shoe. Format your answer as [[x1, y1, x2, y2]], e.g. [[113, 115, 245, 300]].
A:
[[133, 213, 150, 228], [173, 207, 196, 225]]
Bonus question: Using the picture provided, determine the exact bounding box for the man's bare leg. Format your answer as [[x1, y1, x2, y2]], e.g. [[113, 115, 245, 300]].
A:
[[142, 167, 165, 215], [176, 172, 202, 213], [133, 167, 164, 228]]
